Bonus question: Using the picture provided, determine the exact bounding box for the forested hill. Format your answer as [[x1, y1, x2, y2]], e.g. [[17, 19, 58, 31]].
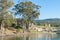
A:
[[34, 18, 60, 27]]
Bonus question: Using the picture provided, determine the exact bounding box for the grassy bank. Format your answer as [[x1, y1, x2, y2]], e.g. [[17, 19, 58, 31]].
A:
[[0, 26, 57, 37]]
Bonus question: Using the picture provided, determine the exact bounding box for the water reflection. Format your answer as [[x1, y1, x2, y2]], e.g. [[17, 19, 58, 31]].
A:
[[0, 33, 60, 40]]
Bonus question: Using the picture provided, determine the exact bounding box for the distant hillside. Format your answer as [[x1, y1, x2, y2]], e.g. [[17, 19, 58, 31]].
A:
[[34, 18, 60, 27]]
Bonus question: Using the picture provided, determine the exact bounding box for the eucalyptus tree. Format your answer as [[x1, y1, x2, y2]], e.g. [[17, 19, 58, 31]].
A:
[[13, 1, 40, 31], [0, 0, 14, 30]]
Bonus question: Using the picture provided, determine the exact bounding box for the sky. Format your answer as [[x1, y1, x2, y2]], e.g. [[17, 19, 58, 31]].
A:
[[14, 0, 60, 20]]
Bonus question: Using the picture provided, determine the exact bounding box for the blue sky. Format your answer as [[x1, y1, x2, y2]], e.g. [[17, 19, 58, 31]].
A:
[[14, 0, 60, 20]]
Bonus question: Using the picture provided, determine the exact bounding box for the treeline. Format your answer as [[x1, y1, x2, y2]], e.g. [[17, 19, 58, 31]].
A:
[[0, 0, 40, 31], [34, 18, 60, 27]]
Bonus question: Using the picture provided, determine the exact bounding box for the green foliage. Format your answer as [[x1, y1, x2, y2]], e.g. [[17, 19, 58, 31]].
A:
[[14, 1, 40, 20], [13, 1, 40, 30], [0, 0, 14, 29], [11, 23, 22, 29], [11, 23, 16, 28], [4, 13, 15, 28]]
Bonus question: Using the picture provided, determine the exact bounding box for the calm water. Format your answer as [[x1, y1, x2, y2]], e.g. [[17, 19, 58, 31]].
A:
[[0, 33, 60, 40]]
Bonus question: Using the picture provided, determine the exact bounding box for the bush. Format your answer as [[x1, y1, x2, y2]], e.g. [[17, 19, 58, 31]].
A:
[[11, 23, 22, 29]]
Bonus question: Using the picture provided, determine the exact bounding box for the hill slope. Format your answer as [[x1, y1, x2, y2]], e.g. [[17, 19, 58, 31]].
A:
[[34, 18, 60, 27]]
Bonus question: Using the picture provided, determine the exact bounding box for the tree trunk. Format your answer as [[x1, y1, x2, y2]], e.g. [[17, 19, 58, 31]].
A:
[[26, 20, 30, 32], [0, 20, 5, 35]]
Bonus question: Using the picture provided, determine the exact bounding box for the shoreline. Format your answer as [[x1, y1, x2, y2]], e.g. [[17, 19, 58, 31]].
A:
[[0, 31, 57, 37], [0, 29, 57, 37]]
